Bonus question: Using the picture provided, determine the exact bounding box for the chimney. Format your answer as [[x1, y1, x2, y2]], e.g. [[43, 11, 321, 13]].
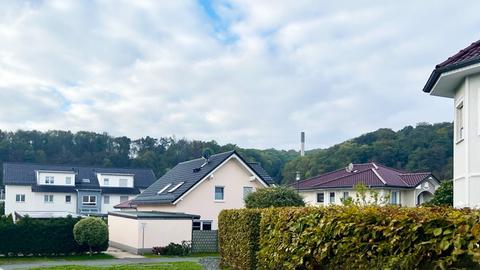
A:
[[300, 131, 305, 157]]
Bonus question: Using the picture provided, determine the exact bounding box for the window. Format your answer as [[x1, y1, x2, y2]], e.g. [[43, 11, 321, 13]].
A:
[[82, 195, 96, 206], [45, 176, 55, 184], [44, 194, 54, 203], [215, 186, 224, 201], [329, 192, 335, 203], [343, 192, 350, 199], [456, 102, 464, 141], [104, 195, 110, 204], [120, 195, 129, 203], [15, 194, 25, 202], [243, 187, 254, 200], [391, 191, 398, 205], [193, 220, 212, 231], [157, 183, 172, 194], [168, 182, 184, 192], [316, 192, 324, 203], [65, 195, 71, 203], [65, 176, 72, 185], [423, 182, 430, 189], [119, 179, 128, 187], [104, 178, 109, 186]]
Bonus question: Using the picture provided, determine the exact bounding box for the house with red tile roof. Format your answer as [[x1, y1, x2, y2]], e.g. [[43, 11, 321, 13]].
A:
[[295, 163, 440, 207], [423, 40, 480, 208]]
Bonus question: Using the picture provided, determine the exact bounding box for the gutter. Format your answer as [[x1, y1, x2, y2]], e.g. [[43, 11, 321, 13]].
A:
[[423, 57, 480, 93]]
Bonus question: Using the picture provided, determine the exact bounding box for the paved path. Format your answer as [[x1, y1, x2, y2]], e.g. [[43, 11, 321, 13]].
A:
[[0, 257, 200, 270]]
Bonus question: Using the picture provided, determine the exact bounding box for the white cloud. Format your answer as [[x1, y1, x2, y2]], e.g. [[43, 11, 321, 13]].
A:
[[0, 0, 477, 149]]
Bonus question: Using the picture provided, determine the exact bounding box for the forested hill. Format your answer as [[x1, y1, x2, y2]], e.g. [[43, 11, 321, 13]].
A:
[[281, 122, 453, 184], [0, 122, 453, 185]]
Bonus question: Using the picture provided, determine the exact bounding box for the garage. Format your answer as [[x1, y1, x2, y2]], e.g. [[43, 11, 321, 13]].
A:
[[108, 211, 200, 254]]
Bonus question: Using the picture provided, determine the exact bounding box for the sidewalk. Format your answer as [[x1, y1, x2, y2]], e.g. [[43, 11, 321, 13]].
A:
[[0, 257, 200, 270]]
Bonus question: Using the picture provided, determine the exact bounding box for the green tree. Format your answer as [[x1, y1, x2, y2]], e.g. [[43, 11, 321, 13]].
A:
[[427, 180, 453, 206], [73, 217, 108, 255], [245, 186, 305, 208]]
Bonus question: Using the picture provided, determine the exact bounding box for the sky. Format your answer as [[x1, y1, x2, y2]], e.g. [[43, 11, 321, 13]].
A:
[[0, 0, 478, 150]]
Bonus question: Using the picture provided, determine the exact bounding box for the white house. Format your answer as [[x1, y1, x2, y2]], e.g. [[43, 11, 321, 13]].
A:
[[423, 40, 480, 208], [296, 163, 440, 207], [127, 150, 274, 230], [3, 163, 156, 217]]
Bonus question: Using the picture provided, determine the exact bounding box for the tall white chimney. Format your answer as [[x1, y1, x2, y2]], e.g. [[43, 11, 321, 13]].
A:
[[300, 131, 305, 157]]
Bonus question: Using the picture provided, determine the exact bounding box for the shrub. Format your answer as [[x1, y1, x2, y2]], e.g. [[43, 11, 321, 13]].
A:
[[257, 206, 480, 270], [73, 217, 108, 254], [244, 186, 305, 208], [427, 180, 453, 206], [0, 216, 104, 256], [218, 209, 262, 270], [0, 201, 4, 216], [152, 241, 191, 256]]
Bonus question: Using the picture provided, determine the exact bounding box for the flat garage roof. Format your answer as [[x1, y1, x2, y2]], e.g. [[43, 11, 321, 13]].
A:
[[108, 211, 200, 220]]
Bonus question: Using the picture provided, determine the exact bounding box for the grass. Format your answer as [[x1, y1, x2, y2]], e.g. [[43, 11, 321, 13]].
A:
[[30, 262, 202, 270], [143, 252, 219, 258], [0, 253, 115, 265]]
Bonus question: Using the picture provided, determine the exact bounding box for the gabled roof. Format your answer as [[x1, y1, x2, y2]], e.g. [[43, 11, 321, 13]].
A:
[[108, 211, 200, 220], [423, 40, 480, 93], [133, 150, 274, 205], [3, 163, 156, 193], [295, 163, 436, 190], [114, 199, 137, 209]]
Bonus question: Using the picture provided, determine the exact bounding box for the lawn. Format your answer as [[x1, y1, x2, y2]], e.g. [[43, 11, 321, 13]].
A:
[[30, 262, 202, 270], [0, 253, 115, 265]]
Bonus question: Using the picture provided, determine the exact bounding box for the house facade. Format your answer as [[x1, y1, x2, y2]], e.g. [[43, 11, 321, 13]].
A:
[[423, 40, 480, 208], [296, 163, 440, 207], [130, 150, 274, 230], [3, 163, 156, 216]]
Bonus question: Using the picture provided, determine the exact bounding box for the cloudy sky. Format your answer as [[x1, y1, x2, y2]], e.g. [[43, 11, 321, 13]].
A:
[[0, 1, 478, 150]]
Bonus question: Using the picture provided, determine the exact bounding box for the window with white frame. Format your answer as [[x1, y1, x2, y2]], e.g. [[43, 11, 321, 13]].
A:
[[65, 176, 72, 185], [391, 191, 398, 205], [317, 192, 324, 203], [243, 187, 254, 200], [44, 194, 54, 203], [119, 179, 128, 187], [215, 186, 224, 201], [456, 102, 464, 141], [193, 220, 212, 231], [82, 195, 96, 206], [343, 191, 350, 199], [15, 194, 25, 202], [45, 176, 55, 184], [104, 195, 110, 204], [329, 192, 335, 203], [120, 195, 129, 203], [65, 195, 71, 203], [104, 178, 109, 186]]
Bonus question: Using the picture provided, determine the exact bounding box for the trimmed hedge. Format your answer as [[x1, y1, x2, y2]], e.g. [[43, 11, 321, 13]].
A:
[[218, 209, 262, 270], [220, 206, 480, 270], [0, 216, 108, 256]]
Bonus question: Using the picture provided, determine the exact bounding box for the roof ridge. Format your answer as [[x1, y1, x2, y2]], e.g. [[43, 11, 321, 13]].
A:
[[177, 150, 235, 164], [3, 161, 153, 171], [310, 167, 374, 188]]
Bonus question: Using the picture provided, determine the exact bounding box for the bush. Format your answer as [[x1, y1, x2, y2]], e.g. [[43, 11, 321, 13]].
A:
[[219, 209, 262, 270], [0, 201, 4, 216], [73, 217, 108, 254], [0, 216, 106, 256], [152, 241, 191, 256], [244, 186, 305, 208], [427, 180, 453, 206]]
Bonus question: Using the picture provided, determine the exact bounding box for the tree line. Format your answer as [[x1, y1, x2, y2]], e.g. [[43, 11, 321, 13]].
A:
[[0, 122, 453, 185]]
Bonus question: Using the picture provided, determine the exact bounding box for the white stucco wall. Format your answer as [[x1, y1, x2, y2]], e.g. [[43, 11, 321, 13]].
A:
[[109, 215, 139, 249], [37, 171, 76, 186], [5, 185, 77, 216], [101, 195, 132, 213], [136, 157, 266, 229], [97, 174, 134, 188]]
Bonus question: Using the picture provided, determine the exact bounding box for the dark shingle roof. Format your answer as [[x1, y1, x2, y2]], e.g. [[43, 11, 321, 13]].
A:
[[296, 163, 436, 190], [3, 163, 156, 194], [423, 40, 480, 93], [108, 211, 200, 220], [134, 150, 273, 205]]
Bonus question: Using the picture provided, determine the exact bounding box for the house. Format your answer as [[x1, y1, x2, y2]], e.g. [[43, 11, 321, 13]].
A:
[[3, 163, 156, 217], [129, 150, 275, 230], [422, 40, 480, 208], [296, 163, 440, 207]]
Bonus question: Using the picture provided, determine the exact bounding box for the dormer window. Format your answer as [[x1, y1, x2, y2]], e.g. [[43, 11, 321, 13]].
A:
[[119, 179, 128, 187], [168, 182, 184, 193], [104, 178, 110, 186], [157, 183, 172, 195], [45, 176, 55, 184], [65, 176, 72, 185]]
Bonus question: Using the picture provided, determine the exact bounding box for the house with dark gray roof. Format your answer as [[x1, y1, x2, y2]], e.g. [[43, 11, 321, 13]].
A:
[[296, 163, 440, 206], [128, 150, 274, 230], [422, 39, 480, 208], [3, 162, 156, 217]]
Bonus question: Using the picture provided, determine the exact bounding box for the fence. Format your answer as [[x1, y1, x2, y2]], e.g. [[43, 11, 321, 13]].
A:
[[192, 230, 218, 253]]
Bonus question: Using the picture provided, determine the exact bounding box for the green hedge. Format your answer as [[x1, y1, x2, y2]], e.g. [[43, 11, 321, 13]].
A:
[[0, 216, 108, 256], [218, 209, 262, 270], [220, 206, 480, 270]]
